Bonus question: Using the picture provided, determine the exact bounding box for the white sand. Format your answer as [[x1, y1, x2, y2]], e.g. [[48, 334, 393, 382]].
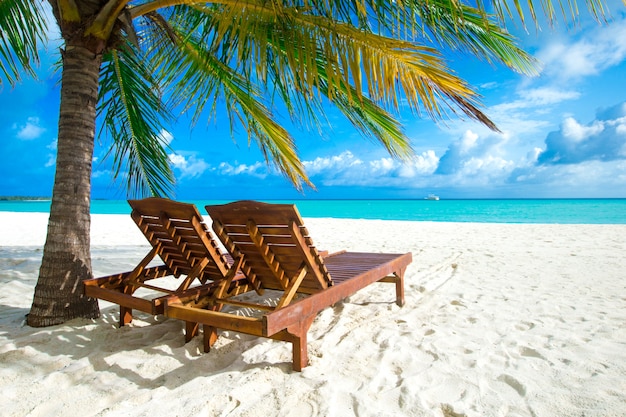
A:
[[1, 212, 625, 417]]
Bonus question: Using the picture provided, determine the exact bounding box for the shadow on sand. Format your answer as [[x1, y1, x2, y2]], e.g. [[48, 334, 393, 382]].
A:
[[1, 304, 296, 392]]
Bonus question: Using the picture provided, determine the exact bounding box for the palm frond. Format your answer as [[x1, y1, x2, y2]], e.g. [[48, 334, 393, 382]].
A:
[[316, 72, 414, 160], [139, 9, 311, 189], [349, 0, 614, 29], [97, 43, 175, 197], [409, 0, 540, 76], [488, 0, 614, 27], [121, 0, 616, 193], [200, 5, 498, 129], [0, 0, 48, 86], [255, 22, 414, 158], [306, 14, 503, 129]]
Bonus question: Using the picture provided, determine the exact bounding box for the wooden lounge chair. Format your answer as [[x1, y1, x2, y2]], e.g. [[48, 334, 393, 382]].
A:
[[164, 200, 412, 371], [83, 197, 246, 339]]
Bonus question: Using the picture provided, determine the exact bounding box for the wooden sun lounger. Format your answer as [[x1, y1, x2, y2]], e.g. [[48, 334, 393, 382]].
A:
[[164, 200, 412, 371], [83, 198, 247, 337]]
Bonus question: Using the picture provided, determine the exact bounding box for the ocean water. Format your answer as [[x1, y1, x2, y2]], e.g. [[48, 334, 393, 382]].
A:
[[1, 199, 625, 224]]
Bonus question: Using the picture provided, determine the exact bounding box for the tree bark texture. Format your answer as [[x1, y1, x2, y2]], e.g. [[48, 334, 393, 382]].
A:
[[27, 44, 102, 326]]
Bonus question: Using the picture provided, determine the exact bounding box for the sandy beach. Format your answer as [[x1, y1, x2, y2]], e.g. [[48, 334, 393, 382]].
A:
[[1, 211, 625, 416]]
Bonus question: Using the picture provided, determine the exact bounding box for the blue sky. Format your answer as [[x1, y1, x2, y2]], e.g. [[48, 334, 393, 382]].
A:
[[2, 3, 626, 200]]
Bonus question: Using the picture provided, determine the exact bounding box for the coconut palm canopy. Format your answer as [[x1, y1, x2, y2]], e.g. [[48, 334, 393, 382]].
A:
[[3, 0, 615, 194], [0, 0, 617, 325], [5, 0, 540, 193]]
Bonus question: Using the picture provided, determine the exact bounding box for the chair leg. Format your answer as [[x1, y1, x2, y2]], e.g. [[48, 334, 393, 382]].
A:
[[203, 325, 218, 353], [291, 333, 308, 372], [185, 321, 199, 342], [395, 268, 406, 307], [280, 315, 315, 371], [120, 306, 132, 327], [395, 274, 405, 307]]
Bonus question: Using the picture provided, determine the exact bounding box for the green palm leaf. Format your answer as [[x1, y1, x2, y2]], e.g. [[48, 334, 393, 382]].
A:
[[120, 0, 616, 193], [0, 0, 47, 86], [197, 4, 498, 129], [97, 42, 175, 197], [138, 8, 312, 188], [409, 0, 539, 76]]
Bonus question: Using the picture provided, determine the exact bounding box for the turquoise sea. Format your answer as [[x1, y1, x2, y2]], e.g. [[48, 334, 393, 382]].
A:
[[1, 199, 625, 224]]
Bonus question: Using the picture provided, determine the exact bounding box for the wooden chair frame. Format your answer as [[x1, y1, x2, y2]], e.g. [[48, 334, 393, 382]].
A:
[[164, 200, 412, 371], [83, 198, 246, 337]]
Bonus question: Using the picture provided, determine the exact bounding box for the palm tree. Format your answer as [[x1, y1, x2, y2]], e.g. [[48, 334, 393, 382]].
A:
[[1, 0, 613, 326]]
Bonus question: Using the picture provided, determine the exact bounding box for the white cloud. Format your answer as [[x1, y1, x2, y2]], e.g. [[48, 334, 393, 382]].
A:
[[436, 130, 511, 174], [159, 129, 174, 145], [491, 87, 581, 114], [561, 117, 604, 142], [394, 150, 440, 180], [169, 153, 186, 166], [460, 130, 479, 150], [303, 151, 363, 175], [509, 160, 626, 197], [43, 139, 58, 167], [411, 150, 440, 172], [478, 87, 581, 140], [429, 129, 517, 189], [45, 155, 56, 168], [168, 153, 209, 178], [537, 17, 626, 81], [165, 99, 626, 196], [92, 169, 110, 179], [521, 88, 581, 106], [218, 161, 267, 178], [498, 100, 626, 196], [299, 150, 439, 187], [479, 81, 499, 90], [537, 101, 626, 164], [369, 157, 395, 174], [297, 118, 626, 194], [477, 18, 626, 146], [15, 117, 46, 140]]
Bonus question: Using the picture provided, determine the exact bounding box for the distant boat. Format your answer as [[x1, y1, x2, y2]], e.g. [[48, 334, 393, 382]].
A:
[[425, 194, 440, 201]]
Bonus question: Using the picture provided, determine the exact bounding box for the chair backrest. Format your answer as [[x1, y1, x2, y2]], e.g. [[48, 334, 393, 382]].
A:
[[128, 197, 230, 281], [206, 200, 332, 293]]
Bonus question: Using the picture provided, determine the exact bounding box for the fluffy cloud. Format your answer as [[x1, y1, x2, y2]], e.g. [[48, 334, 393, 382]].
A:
[[476, 87, 581, 140], [300, 150, 439, 187], [44, 139, 57, 167], [436, 130, 514, 179], [159, 129, 174, 146], [537, 101, 626, 164], [303, 151, 364, 176], [537, 17, 626, 81], [508, 159, 626, 197], [14, 117, 46, 140], [396, 150, 439, 178], [493, 88, 581, 113], [479, 18, 626, 144], [147, 101, 626, 197], [115, 100, 626, 198], [169, 153, 270, 181], [169, 153, 209, 178], [218, 161, 268, 178]]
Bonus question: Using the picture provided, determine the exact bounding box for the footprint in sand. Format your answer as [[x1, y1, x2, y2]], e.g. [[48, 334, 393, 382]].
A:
[[441, 403, 467, 417], [519, 346, 546, 360], [498, 374, 526, 396], [514, 321, 536, 331]]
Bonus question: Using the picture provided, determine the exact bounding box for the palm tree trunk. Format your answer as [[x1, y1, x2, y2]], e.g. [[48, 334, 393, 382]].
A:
[[27, 44, 102, 326]]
